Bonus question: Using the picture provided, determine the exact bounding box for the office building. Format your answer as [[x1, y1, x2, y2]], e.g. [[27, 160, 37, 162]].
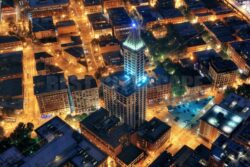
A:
[[102, 24, 147, 129], [34, 74, 69, 114], [136, 117, 171, 150], [209, 59, 238, 89], [0, 117, 108, 167], [68, 75, 99, 114]]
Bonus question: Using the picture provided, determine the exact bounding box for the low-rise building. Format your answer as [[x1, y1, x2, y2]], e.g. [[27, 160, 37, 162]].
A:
[[107, 7, 132, 40], [136, 117, 171, 151], [98, 35, 120, 54], [35, 52, 54, 64], [0, 116, 108, 167], [34, 74, 69, 114], [83, 0, 103, 14], [103, 0, 123, 10], [208, 59, 238, 89], [88, 13, 112, 38], [0, 51, 23, 81], [56, 20, 77, 35], [199, 105, 244, 142], [209, 135, 250, 167], [149, 151, 173, 167], [229, 40, 250, 75], [28, 0, 70, 17], [147, 66, 171, 105], [31, 16, 56, 40], [68, 75, 99, 114], [172, 144, 210, 167], [0, 36, 22, 51], [80, 108, 134, 156]]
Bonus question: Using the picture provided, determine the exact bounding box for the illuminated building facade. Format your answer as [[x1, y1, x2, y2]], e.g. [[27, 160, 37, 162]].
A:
[[102, 23, 147, 129]]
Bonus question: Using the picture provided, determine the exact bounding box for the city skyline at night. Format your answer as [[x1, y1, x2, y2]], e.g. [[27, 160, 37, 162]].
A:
[[0, 0, 250, 166]]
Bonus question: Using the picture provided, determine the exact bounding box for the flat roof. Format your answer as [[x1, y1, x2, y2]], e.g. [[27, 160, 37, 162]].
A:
[[33, 73, 67, 95], [107, 7, 132, 26], [159, 8, 183, 19], [68, 75, 97, 91], [0, 51, 23, 78], [64, 46, 84, 58], [29, 0, 69, 8], [204, 21, 236, 43], [230, 40, 250, 66], [220, 93, 250, 119], [117, 144, 144, 166], [0, 78, 22, 97], [137, 117, 171, 143], [83, 0, 101, 6], [210, 59, 238, 73], [211, 135, 250, 166], [149, 151, 173, 167], [102, 71, 141, 97], [56, 20, 75, 27], [102, 51, 123, 66], [87, 13, 112, 30], [0, 36, 20, 44], [22, 116, 107, 167], [80, 108, 133, 148], [200, 105, 244, 135], [32, 17, 55, 32], [136, 6, 158, 23]]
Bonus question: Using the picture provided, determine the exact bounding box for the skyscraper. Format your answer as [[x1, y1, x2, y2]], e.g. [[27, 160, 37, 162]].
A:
[[102, 23, 147, 129]]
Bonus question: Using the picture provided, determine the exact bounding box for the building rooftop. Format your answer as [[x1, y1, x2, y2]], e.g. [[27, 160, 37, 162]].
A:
[[68, 75, 97, 91], [173, 144, 210, 167], [149, 151, 173, 167], [1, 0, 15, 8], [33, 73, 67, 95], [21, 116, 107, 167], [32, 17, 55, 32], [148, 66, 171, 87], [117, 144, 144, 166], [220, 93, 250, 119], [0, 78, 22, 98], [0, 147, 24, 167], [35, 52, 53, 60], [136, 6, 158, 24], [0, 36, 20, 44], [61, 36, 82, 47], [123, 23, 145, 51], [56, 20, 75, 28], [210, 59, 238, 73], [87, 13, 111, 31], [64, 46, 84, 58], [102, 71, 147, 97], [211, 135, 250, 167], [107, 7, 132, 26], [204, 20, 236, 43], [102, 51, 123, 66], [234, 122, 250, 148], [80, 108, 134, 148], [83, 0, 101, 6], [36, 62, 63, 74], [137, 117, 171, 143], [230, 40, 250, 67], [159, 8, 183, 19], [0, 51, 23, 78], [29, 0, 69, 8], [200, 105, 244, 136]]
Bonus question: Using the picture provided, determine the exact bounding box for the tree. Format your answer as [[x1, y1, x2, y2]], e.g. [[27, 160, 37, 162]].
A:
[[0, 122, 40, 155], [236, 84, 250, 99]]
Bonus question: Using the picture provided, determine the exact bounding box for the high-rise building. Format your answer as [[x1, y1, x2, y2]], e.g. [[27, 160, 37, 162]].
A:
[[102, 23, 147, 129]]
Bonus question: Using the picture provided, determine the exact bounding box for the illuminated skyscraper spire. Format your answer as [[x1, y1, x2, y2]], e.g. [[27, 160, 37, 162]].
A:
[[123, 22, 146, 84]]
